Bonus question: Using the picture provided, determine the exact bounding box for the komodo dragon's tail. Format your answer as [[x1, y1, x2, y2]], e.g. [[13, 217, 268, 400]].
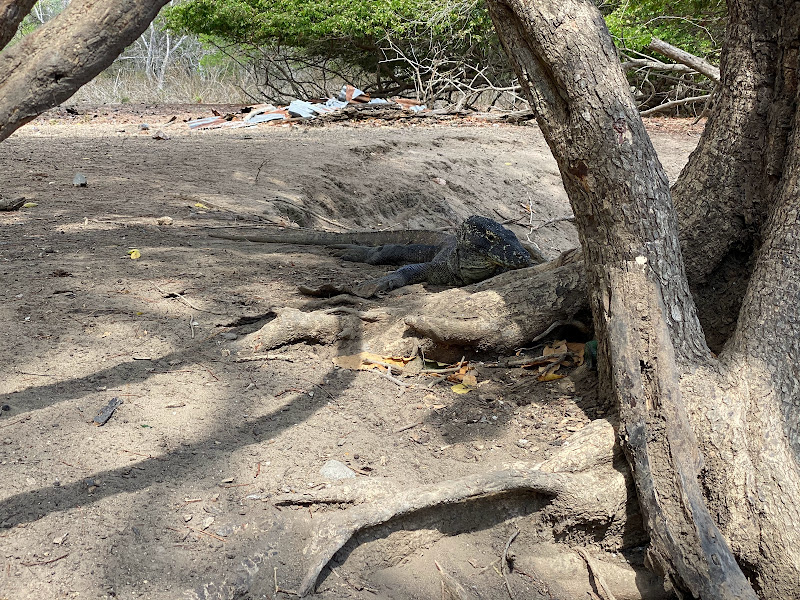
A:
[[208, 228, 453, 246]]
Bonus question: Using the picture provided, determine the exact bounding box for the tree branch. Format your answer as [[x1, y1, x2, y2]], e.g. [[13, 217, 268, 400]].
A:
[[0, 0, 171, 142], [0, 0, 38, 50], [647, 37, 720, 83]]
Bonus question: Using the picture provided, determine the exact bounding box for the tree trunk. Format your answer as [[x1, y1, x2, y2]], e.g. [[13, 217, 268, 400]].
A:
[[670, 0, 793, 349], [486, 0, 800, 597], [0, 0, 171, 142]]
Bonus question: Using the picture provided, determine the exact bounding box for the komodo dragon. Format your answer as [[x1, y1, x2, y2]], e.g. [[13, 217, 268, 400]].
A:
[[209, 215, 538, 297]]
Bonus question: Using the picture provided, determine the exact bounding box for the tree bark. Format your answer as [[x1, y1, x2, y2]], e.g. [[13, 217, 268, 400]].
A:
[[484, 0, 800, 596], [670, 0, 793, 349], [0, 0, 37, 50], [0, 0, 171, 142]]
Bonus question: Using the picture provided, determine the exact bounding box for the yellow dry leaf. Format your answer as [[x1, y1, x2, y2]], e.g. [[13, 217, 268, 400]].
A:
[[22, 202, 38, 208], [194, 202, 209, 209], [128, 249, 141, 260], [451, 383, 472, 394], [538, 373, 566, 382], [543, 340, 568, 357]]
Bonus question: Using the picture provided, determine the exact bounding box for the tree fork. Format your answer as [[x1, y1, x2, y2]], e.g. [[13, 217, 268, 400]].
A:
[[485, 0, 757, 596]]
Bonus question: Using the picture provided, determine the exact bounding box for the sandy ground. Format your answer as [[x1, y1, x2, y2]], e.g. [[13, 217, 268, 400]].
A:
[[0, 104, 701, 600]]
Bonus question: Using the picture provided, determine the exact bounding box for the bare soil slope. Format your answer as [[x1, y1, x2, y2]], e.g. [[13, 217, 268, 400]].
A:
[[0, 105, 701, 600]]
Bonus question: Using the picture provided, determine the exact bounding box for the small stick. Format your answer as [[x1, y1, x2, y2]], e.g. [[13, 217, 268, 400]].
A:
[[575, 547, 618, 600], [201, 364, 220, 381], [14, 370, 55, 377], [221, 483, 254, 489], [186, 526, 225, 542], [255, 462, 262, 478], [21, 553, 69, 567], [0, 415, 31, 429], [234, 354, 294, 363], [528, 215, 575, 232], [393, 421, 423, 434], [370, 368, 414, 388], [501, 528, 520, 599], [122, 449, 166, 461], [151, 282, 226, 316]]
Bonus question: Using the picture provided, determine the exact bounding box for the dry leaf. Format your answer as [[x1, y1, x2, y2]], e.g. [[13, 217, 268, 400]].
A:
[[462, 373, 478, 387], [451, 383, 472, 394], [538, 373, 566, 382]]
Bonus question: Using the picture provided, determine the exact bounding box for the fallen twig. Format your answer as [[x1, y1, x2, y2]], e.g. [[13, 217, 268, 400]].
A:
[[234, 354, 295, 363], [0, 415, 31, 429], [393, 421, 424, 434], [575, 547, 618, 600], [151, 282, 227, 316], [529, 215, 575, 232], [21, 553, 68, 567], [186, 525, 225, 542], [370, 368, 414, 388], [434, 561, 471, 600]]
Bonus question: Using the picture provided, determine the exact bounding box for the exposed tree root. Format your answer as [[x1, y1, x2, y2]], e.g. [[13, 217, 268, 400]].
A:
[[279, 419, 630, 597], [232, 252, 589, 357]]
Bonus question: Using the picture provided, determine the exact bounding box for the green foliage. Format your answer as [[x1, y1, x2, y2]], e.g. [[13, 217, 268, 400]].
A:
[[605, 0, 726, 57], [165, 0, 491, 49], [164, 0, 502, 102]]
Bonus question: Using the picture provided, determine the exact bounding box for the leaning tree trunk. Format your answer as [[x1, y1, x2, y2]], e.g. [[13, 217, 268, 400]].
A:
[[486, 0, 800, 597], [0, 0, 171, 142]]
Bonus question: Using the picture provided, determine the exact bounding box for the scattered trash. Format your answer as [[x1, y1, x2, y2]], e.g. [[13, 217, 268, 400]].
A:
[[186, 85, 427, 130], [152, 130, 168, 140], [72, 173, 87, 187], [92, 397, 123, 426], [138, 123, 150, 131]]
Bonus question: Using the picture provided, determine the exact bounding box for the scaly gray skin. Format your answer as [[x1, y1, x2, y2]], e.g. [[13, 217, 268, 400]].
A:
[[209, 216, 536, 296]]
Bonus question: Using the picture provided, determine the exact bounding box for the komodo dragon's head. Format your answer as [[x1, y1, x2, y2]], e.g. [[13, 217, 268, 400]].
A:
[[456, 216, 533, 282]]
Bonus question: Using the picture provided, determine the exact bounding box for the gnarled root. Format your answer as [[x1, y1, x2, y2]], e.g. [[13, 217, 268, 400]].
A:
[[405, 259, 588, 352], [229, 307, 374, 353], [231, 252, 590, 356], [284, 419, 633, 597]]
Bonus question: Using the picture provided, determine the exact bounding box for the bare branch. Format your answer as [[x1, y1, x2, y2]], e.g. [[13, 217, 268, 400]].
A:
[[648, 37, 720, 83], [640, 94, 712, 116]]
